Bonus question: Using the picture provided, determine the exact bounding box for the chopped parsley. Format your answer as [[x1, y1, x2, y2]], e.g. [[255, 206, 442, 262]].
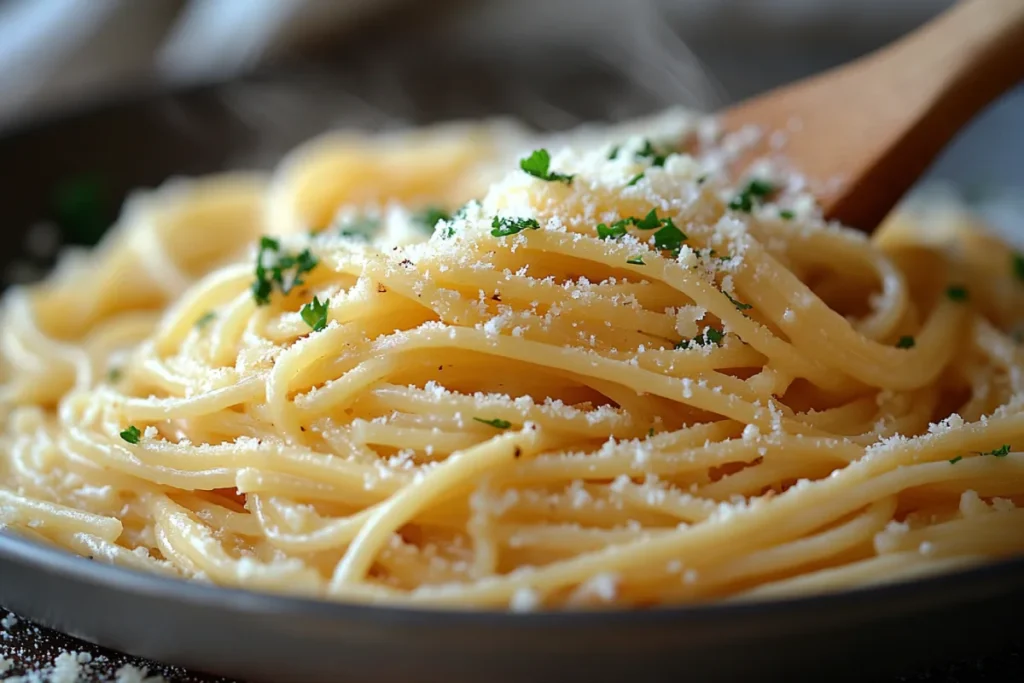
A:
[[195, 311, 216, 329], [300, 296, 330, 332], [725, 291, 753, 311], [608, 145, 621, 160], [949, 455, 963, 464], [336, 216, 378, 240], [53, 175, 109, 246], [597, 222, 628, 240], [676, 327, 724, 349], [633, 209, 661, 230], [980, 444, 1011, 457], [703, 249, 732, 262], [626, 172, 645, 187], [107, 367, 123, 383], [251, 237, 318, 306], [779, 209, 795, 220], [696, 174, 708, 185], [652, 218, 686, 255], [474, 417, 512, 429], [648, 427, 655, 437], [896, 335, 915, 349], [413, 206, 451, 232], [491, 216, 541, 237], [120, 426, 141, 444], [1013, 253, 1024, 282], [626, 255, 645, 265], [519, 149, 573, 184], [610, 209, 662, 234], [946, 285, 969, 302], [729, 179, 776, 213], [635, 139, 670, 167]]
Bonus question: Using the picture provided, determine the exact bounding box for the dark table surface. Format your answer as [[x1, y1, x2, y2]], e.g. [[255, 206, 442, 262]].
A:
[[1, 607, 1022, 683]]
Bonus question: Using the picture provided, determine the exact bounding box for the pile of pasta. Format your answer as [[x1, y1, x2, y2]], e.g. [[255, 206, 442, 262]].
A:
[[2, 110, 1023, 609]]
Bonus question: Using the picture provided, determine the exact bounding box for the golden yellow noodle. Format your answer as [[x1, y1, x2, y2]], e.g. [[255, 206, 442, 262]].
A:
[[1, 110, 1022, 609]]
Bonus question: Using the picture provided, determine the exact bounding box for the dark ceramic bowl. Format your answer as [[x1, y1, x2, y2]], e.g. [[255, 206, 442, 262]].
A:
[[1, 69, 1023, 683]]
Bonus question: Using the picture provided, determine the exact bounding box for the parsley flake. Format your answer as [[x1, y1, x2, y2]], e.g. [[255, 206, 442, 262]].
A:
[[636, 139, 669, 167], [520, 149, 573, 184], [652, 218, 686, 255], [300, 296, 330, 332], [779, 209, 795, 220], [896, 335, 915, 349], [474, 417, 512, 429], [729, 179, 776, 213], [946, 285, 969, 302], [725, 291, 752, 311], [120, 426, 141, 444], [634, 208, 661, 230], [626, 255, 645, 265], [491, 216, 541, 237], [251, 238, 318, 306], [949, 456, 963, 464], [608, 145, 621, 160], [626, 172, 645, 187], [413, 206, 451, 232], [597, 223, 628, 240], [980, 444, 1011, 457], [107, 367, 123, 383], [648, 427, 656, 437], [676, 327, 724, 349], [195, 311, 216, 329], [336, 216, 378, 239], [1013, 254, 1024, 282]]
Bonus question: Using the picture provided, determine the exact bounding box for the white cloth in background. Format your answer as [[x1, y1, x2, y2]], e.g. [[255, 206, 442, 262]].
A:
[[0, 0, 393, 128]]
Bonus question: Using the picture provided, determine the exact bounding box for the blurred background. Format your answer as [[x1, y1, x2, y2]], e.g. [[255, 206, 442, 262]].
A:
[[0, 0, 1020, 203]]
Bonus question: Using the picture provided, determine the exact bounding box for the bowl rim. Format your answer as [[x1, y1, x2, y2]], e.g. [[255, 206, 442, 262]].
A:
[[4, 530, 1024, 626]]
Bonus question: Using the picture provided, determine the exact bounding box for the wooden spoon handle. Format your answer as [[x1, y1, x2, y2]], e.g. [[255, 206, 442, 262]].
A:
[[724, 0, 1024, 231]]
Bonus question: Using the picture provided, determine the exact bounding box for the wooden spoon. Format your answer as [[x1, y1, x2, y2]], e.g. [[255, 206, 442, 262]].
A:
[[722, 0, 1024, 231]]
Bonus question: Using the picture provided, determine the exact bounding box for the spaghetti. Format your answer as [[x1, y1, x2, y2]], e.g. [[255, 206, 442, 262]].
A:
[[1, 110, 1023, 609]]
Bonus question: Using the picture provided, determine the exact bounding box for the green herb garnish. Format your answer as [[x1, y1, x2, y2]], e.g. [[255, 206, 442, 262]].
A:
[[635, 139, 669, 167], [634, 208, 661, 230], [336, 216, 378, 239], [946, 285, 969, 302], [729, 179, 776, 213], [520, 149, 574, 184], [896, 335, 915, 349], [252, 237, 318, 306], [414, 206, 451, 232], [195, 312, 216, 329], [491, 216, 541, 237], [648, 427, 656, 437], [597, 223, 628, 240], [608, 145, 621, 160], [725, 291, 752, 311], [779, 209, 795, 220], [676, 327, 725, 349], [474, 417, 512, 429], [949, 456, 963, 464], [626, 255, 646, 265], [107, 368, 123, 383], [980, 444, 1011, 457], [120, 426, 141, 444], [53, 175, 109, 246], [300, 296, 330, 332], [652, 218, 686, 255], [1013, 254, 1024, 282], [626, 172, 645, 187]]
